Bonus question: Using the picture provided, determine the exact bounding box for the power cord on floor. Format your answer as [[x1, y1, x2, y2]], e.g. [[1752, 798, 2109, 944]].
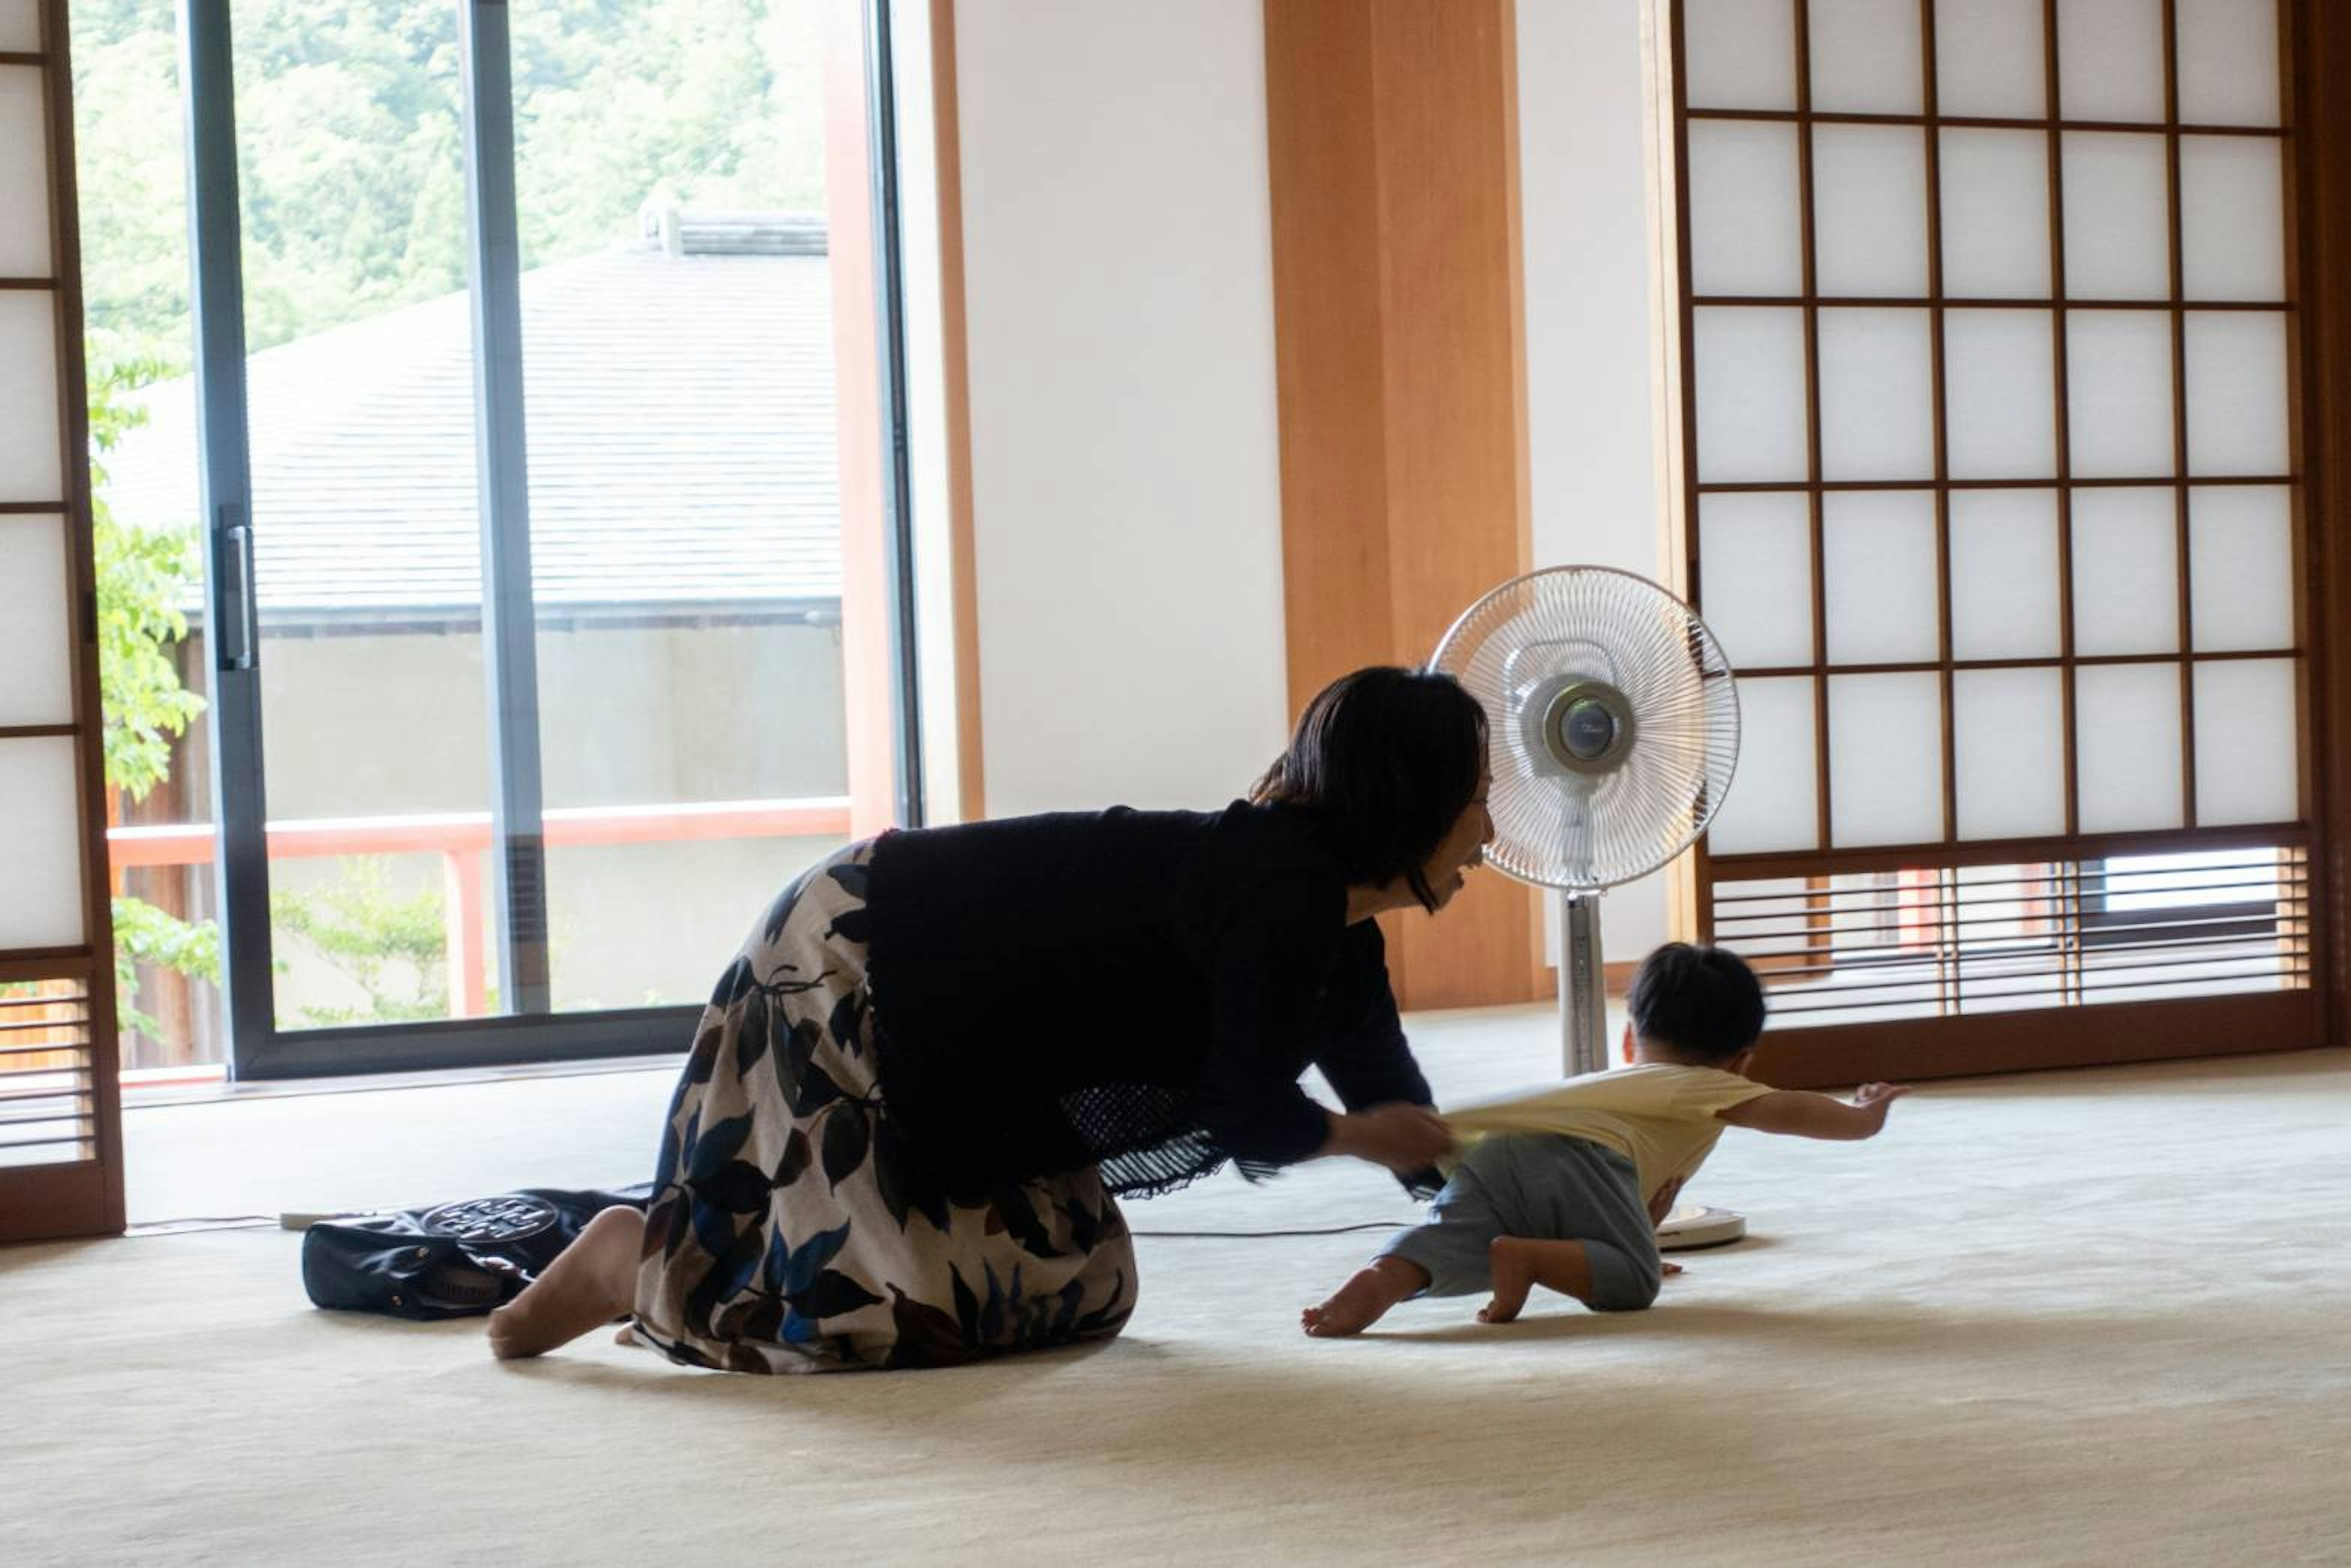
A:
[[122, 1212, 1412, 1240]]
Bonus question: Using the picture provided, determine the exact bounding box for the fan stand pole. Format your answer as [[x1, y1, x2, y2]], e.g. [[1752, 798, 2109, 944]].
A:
[[1559, 890, 1610, 1077]]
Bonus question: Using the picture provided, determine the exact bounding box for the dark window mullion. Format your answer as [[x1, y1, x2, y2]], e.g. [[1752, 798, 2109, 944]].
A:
[[457, 0, 550, 1015]]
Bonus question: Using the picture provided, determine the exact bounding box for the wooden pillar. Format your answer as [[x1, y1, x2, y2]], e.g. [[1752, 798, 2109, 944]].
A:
[[2292, 0, 2351, 1045], [1264, 0, 1542, 1009]]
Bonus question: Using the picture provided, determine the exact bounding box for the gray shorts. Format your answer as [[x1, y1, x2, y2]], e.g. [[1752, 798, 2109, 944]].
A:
[[1376, 1133, 1663, 1311]]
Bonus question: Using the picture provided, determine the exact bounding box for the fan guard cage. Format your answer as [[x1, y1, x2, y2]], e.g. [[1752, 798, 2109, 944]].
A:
[[1433, 566, 1739, 890]]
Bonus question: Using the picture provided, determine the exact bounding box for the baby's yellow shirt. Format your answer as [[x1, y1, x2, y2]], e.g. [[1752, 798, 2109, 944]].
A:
[[1441, 1062, 1774, 1201]]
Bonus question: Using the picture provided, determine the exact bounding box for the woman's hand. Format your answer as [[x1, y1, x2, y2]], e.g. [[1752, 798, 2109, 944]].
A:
[[1322, 1103, 1454, 1173]]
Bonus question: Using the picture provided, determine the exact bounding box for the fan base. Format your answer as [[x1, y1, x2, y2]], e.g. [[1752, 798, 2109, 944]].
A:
[[1657, 1204, 1746, 1251]]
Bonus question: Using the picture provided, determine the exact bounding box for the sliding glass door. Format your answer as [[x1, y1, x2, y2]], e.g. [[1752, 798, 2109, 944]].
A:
[[156, 0, 918, 1077]]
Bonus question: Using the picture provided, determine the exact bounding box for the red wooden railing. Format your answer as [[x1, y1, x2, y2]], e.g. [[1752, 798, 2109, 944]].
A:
[[107, 797, 853, 1018]]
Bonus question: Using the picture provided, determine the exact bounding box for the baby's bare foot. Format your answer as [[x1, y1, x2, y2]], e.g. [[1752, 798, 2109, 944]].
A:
[[1303, 1259, 1428, 1338], [1477, 1237, 1537, 1324], [487, 1206, 643, 1360]]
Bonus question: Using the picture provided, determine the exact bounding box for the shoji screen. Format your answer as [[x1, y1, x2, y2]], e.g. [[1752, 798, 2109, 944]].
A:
[[0, 0, 124, 1240], [1658, 0, 2320, 1082]]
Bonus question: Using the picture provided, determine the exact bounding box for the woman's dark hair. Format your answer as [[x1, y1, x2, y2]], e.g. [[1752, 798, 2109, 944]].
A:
[[1625, 942, 1766, 1060], [1250, 666, 1488, 910]]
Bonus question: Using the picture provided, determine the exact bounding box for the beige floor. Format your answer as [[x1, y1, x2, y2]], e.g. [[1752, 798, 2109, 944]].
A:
[[5, 1007, 2349, 1567]]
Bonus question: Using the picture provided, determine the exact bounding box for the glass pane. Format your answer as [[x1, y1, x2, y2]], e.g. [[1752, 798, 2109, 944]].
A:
[[2176, 0, 2281, 127], [1689, 121, 1802, 297], [1945, 310, 2054, 479], [2188, 486, 2294, 653], [0, 291, 61, 500], [2057, 0, 2167, 123], [1935, 0, 2046, 119], [509, 0, 846, 1013], [2075, 661, 2183, 831], [1812, 126, 1926, 298], [1823, 490, 1938, 665], [2063, 133, 2172, 300], [1808, 0, 1921, 116], [2071, 487, 2180, 655], [1951, 489, 2062, 660], [0, 738, 84, 948], [1818, 308, 1932, 482], [2192, 659, 2298, 825], [72, 0, 216, 1070], [2066, 311, 2175, 478], [0, 0, 36, 52], [2181, 137, 2285, 301], [2184, 312, 2290, 477], [1829, 673, 1942, 847], [1695, 307, 1809, 483], [227, 6, 490, 1032], [1707, 676, 1817, 853], [0, 514, 70, 726], [1684, 0, 1796, 112], [0, 65, 50, 277], [1955, 667, 2066, 839], [1938, 129, 2052, 299], [1698, 492, 1813, 669]]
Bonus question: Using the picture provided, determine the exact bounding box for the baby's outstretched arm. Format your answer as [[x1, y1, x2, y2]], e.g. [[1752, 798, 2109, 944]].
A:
[[1715, 1081, 1910, 1141]]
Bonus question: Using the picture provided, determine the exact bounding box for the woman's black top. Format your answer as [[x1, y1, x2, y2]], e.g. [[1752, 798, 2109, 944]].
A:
[[861, 800, 1434, 1198]]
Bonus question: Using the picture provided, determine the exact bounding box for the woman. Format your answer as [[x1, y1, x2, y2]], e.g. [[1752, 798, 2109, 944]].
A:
[[489, 666, 1493, 1371]]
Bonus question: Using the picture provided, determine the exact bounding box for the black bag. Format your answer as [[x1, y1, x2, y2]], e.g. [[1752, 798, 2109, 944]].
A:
[[300, 1184, 653, 1321]]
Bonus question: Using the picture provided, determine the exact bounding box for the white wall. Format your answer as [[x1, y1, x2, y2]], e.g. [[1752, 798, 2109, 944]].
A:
[[953, 0, 1291, 817], [1517, 0, 1676, 961]]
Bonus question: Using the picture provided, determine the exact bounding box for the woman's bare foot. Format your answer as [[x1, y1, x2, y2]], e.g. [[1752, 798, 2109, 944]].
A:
[[487, 1206, 645, 1360], [1477, 1237, 1540, 1324], [1301, 1257, 1426, 1337]]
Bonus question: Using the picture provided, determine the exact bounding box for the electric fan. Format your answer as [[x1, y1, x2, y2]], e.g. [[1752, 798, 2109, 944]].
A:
[[1431, 566, 1745, 1248]]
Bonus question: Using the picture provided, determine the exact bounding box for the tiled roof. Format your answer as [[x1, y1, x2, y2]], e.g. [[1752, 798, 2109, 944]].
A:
[[103, 240, 842, 620]]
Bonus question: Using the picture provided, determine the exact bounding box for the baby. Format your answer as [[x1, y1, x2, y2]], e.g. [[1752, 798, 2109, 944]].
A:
[[1302, 942, 1907, 1335]]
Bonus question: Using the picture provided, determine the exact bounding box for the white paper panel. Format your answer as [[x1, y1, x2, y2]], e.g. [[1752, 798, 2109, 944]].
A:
[[1689, 121, 1803, 298], [2184, 312, 2289, 477], [1938, 130, 2052, 299], [1818, 308, 1933, 481], [0, 67, 49, 279], [2063, 134, 2172, 299], [1707, 677, 1818, 853], [1824, 491, 1938, 665], [2192, 659, 2299, 825], [1699, 493, 1814, 669], [0, 290, 60, 501], [1807, 0, 1921, 115], [2188, 486, 2294, 653], [1813, 126, 1927, 298], [0, 737, 85, 949], [2071, 487, 2180, 655], [2177, 0, 2281, 127], [1954, 667, 2068, 839], [1951, 489, 2063, 659], [1695, 307, 1809, 484], [2066, 312, 2175, 478], [2181, 137, 2285, 301], [1935, 0, 2046, 119], [2057, 0, 2167, 123], [0, 514, 70, 726], [1684, 0, 1797, 112], [1944, 310, 2055, 479], [0, 1, 38, 52], [1829, 673, 1943, 847], [2074, 661, 2184, 831]]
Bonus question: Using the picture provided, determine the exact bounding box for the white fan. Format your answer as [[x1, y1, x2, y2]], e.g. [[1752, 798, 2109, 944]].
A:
[[1432, 566, 1746, 1248]]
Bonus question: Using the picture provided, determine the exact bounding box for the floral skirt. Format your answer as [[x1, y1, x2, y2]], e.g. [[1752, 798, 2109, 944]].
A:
[[631, 841, 1136, 1373]]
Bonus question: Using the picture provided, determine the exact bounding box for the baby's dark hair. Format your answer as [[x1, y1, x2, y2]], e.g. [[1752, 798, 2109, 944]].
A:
[[1626, 942, 1765, 1061]]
